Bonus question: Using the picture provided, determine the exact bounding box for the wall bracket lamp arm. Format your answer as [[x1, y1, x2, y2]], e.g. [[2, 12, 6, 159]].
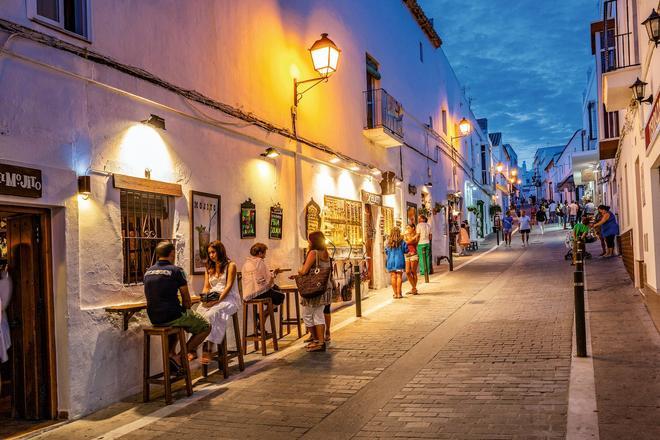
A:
[[294, 76, 329, 107]]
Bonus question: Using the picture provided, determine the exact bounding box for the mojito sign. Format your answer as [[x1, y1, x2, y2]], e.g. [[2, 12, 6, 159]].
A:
[[0, 163, 42, 198]]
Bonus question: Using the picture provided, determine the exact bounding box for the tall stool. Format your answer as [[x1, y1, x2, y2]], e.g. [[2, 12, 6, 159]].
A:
[[278, 285, 302, 339], [242, 298, 278, 355], [143, 326, 193, 405], [202, 312, 245, 378]]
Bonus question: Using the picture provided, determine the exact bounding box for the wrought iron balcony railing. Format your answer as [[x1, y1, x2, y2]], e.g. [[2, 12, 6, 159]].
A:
[[363, 88, 404, 142]]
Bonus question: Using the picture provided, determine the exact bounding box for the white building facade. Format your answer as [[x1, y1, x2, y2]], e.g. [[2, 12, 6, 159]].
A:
[[0, 0, 497, 422]]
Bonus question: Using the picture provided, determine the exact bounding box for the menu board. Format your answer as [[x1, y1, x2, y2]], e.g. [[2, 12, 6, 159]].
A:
[[382, 206, 394, 237], [323, 195, 363, 247], [269, 205, 283, 240], [240, 199, 256, 239]]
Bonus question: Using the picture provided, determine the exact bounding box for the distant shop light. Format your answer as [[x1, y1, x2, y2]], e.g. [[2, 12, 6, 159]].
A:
[[630, 77, 653, 105], [642, 9, 660, 47], [349, 162, 361, 172], [78, 175, 91, 199], [496, 162, 504, 173], [511, 168, 518, 177], [370, 167, 382, 176], [260, 147, 281, 158], [516, 178, 522, 185], [329, 153, 342, 164], [142, 114, 166, 130]]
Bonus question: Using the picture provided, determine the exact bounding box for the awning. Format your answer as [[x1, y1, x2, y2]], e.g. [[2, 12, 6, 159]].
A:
[[557, 174, 574, 191]]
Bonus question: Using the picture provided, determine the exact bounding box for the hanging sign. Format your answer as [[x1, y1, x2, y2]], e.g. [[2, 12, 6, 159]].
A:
[[0, 163, 42, 198], [269, 204, 283, 240], [240, 198, 256, 239], [361, 190, 382, 206], [645, 91, 660, 149], [305, 198, 321, 238]]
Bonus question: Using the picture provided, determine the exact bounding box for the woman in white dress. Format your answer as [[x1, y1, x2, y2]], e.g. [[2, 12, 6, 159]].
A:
[[196, 240, 242, 365]]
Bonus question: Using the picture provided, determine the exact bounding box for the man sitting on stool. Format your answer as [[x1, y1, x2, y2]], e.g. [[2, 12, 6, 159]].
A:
[[241, 243, 285, 308], [144, 241, 211, 373]]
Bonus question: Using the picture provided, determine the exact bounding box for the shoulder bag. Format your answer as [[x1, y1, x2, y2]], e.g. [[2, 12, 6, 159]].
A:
[[294, 251, 332, 299]]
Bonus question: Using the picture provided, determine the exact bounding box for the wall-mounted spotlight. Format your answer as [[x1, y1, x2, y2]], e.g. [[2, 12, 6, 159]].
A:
[[349, 162, 361, 171], [260, 147, 281, 158], [78, 175, 91, 200], [425, 181, 433, 187], [370, 167, 382, 176], [141, 114, 166, 130], [329, 153, 342, 164]]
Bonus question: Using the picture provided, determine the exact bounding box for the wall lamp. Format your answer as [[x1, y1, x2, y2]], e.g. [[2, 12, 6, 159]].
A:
[[260, 147, 280, 158], [642, 8, 660, 47], [496, 162, 504, 173], [142, 114, 166, 130], [292, 33, 341, 135], [425, 181, 433, 187], [630, 77, 653, 105], [329, 153, 342, 164], [78, 175, 91, 200]]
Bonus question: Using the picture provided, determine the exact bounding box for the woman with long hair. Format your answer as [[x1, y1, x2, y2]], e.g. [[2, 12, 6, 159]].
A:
[[592, 205, 619, 257], [294, 231, 332, 352], [385, 227, 407, 299], [403, 224, 419, 295], [196, 240, 242, 364]]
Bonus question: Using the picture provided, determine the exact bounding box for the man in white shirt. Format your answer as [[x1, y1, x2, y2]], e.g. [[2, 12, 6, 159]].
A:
[[241, 243, 285, 306], [568, 201, 579, 227], [584, 200, 595, 216], [415, 215, 432, 276], [549, 201, 557, 223]]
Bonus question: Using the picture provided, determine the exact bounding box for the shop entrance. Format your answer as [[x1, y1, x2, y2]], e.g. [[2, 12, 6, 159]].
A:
[[364, 204, 375, 289], [0, 206, 57, 437]]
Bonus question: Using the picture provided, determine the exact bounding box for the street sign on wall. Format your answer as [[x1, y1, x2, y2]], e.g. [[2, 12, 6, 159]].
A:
[[0, 163, 42, 198]]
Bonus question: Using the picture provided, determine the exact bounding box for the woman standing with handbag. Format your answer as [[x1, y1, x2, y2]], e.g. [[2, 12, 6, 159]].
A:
[[293, 231, 332, 352]]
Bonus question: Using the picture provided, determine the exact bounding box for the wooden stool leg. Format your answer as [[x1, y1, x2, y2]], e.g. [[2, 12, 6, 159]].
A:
[[202, 341, 209, 378], [258, 304, 267, 356], [294, 291, 302, 339], [269, 301, 278, 351], [242, 303, 248, 355], [279, 292, 285, 337], [143, 333, 150, 403], [285, 291, 292, 335], [161, 333, 172, 405], [220, 336, 229, 379], [253, 304, 260, 352], [233, 313, 245, 371], [178, 329, 193, 397]]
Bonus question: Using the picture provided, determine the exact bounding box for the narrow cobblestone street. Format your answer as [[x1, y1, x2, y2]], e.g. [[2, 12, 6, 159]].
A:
[[29, 227, 588, 440]]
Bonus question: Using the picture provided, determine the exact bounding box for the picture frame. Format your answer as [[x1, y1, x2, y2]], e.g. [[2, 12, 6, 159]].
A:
[[190, 191, 221, 275], [240, 198, 256, 239], [269, 204, 283, 240]]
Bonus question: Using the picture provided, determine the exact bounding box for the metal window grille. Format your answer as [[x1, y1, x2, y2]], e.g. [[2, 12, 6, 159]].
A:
[[120, 189, 173, 285]]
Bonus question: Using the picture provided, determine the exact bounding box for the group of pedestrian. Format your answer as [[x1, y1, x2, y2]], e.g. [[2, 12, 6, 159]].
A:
[[384, 214, 432, 299]]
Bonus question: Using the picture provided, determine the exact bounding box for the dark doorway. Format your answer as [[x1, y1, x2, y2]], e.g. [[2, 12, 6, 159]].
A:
[[0, 206, 57, 437], [363, 204, 375, 289]]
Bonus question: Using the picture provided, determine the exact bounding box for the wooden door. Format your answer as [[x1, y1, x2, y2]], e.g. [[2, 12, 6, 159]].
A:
[[7, 214, 49, 420]]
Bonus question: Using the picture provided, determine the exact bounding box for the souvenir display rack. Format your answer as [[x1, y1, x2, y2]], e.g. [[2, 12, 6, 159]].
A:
[[381, 206, 394, 238], [323, 195, 363, 248]]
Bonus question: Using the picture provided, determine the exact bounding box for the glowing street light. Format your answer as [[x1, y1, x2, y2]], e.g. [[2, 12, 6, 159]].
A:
[[458, 118, 472, 136], [496, 162, 504, 173], [309, 33, 341, 76]]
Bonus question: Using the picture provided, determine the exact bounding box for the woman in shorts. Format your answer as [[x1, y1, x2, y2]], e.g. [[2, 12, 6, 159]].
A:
[[502, 210, 514, 247], [385, 227, 407, 299], [403, 224, 419, 295]]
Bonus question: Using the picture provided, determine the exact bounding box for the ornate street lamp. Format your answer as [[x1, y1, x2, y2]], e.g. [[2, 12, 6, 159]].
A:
[[458, 118, 471, 136], [642, 9, 660, 47], [630, 77, 653, 105], [511, 168, 518, 177], [496, 162, 504, 173], [292, 33, 341, 134]]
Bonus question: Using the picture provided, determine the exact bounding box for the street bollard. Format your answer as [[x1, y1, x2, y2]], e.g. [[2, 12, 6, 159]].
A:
[[495, 227, 500, 246], [574, 270, 587, 357], [353, 264, 362, 318], [448, 233, 454, 272], [575, 240, 584, 272], [422, 246, 430, 284]]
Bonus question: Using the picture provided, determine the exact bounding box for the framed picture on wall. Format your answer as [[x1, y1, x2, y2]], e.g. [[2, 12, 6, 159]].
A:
[[191, 191, 221, 275], [240, 198, 256, 239], [269, 204, 283, 240], [406, 202, 418, 227]]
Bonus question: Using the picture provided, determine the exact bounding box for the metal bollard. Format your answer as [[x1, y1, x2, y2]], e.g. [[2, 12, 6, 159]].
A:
[[422, 246, 430, 284], [448, 234, 454, 272], [353, 264, 362, 318], [574, 270, 587, 357], [495, 227, 500, 246]]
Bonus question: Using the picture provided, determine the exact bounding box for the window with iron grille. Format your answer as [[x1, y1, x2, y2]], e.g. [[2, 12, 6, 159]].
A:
[[120, 189, 174, 285]]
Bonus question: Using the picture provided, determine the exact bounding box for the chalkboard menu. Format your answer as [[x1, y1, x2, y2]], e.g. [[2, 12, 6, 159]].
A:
[[269, 205, 283, 240], [305, 198, 321, 238], [240, 199, 256, 239], [323, 195, 363, 247]]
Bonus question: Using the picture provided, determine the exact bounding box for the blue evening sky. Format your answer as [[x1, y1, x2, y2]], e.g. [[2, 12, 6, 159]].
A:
[[420, 0, 600, 165]]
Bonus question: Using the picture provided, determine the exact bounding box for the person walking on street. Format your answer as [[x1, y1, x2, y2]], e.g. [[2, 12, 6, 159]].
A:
[[568, 201, 579, 227], [416, 215, 432, 276], [535, 206, 547, 234], [458, 223, 471, 256], [519, 210, 531, 247], [385, 227, 407, 299], [549, 200, 557, 223], [502, 210, 514, 247], [403, 224, 419, 295], [593, 205, 619, 258], [584, 199, 596, 217], [294, 231, 332, 352], [572, 215, 590, 265], [144, 241, 211, 372]]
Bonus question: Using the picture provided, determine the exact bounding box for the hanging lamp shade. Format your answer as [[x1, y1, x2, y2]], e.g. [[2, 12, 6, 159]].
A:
[[309, 33, 341, 76]]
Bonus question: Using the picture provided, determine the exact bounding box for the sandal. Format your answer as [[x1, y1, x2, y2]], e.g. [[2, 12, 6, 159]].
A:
[[200, 351, 212, 365], [306, 342, 326, 352], [303, 335, 315, 343]]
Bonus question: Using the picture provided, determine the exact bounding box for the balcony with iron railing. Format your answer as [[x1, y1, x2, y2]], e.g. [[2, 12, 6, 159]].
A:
[[362, 88, 404, 148], [601, 0, 642, 111]]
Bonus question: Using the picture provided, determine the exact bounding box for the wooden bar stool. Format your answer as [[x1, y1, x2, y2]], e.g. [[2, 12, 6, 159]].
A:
[[278, 285, 302, 339], [143, 326, 193, 405], [242, 298, 278, 356], [202, 312, 245, 378]]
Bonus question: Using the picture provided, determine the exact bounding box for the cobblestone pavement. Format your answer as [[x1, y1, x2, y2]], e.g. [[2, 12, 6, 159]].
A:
[[38, 226, 656, 440], [584, 250, 660, 440]]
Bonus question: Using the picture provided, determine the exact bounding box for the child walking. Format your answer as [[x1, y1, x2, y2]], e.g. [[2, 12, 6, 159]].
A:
[[385, 227, 407, 299]]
